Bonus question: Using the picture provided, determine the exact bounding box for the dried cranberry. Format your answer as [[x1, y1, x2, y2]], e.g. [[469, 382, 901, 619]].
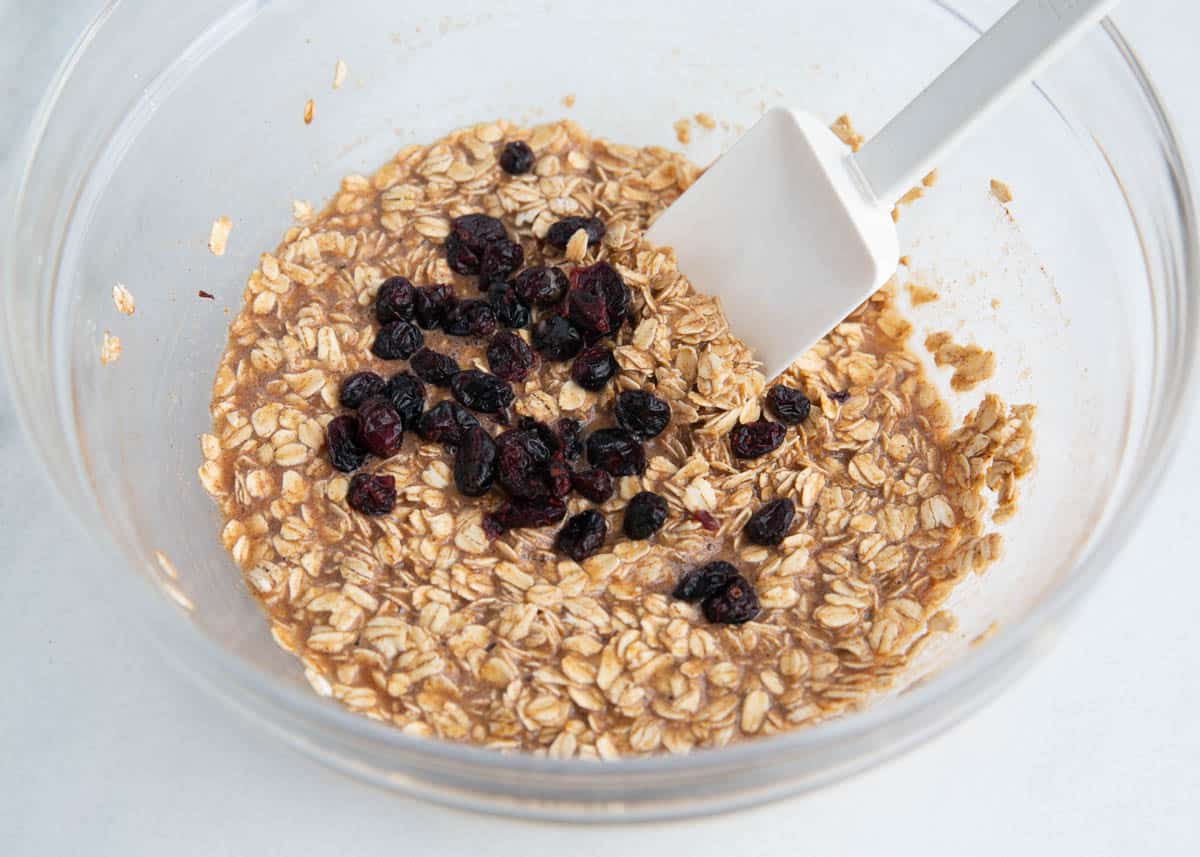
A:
[[495, 427, 554, 498], [672, 561, 737, 602], [326, 414, 367, 473], [385, 371, 425, 428], [487, 495, 567, 531], [744, 498, 795, 546], [487, 281, 531, 329], [623, 491, 668, 540], [480, 239, 524, 284], [729, 420, 787, 459], [766, 385, 811, 425], [445, 214, 507, 275], [499, 140, 535, 175], [372, 319, 424, 360], [357, 396, 405, 458], [485, 331, 536, 382], [531, 315, 584, 361], [565, 282, 612, 340], [703, 575, 761, 625], [339, 371, 386, 409], [417, 401, 479, 447], [556, 510, 607, 561], [410, 348, 460, 387], [346, 472, 396, 516], [693, 510, 720, 532], [585, 428, 646, 476], [570, 468, 614, 503], [451, 369, 514, 414], [546, 216, 605, 248], [454, 426, 498, 497], [413, 284, 454, 329], [614, 390, 671, 439], [570, 344, 618, 391], [375, 276, 415, 324], [513, 266, 569, 306], [442, 299, 497, 338], [556, 418, 583, 461], [571, 262, 629, 332]]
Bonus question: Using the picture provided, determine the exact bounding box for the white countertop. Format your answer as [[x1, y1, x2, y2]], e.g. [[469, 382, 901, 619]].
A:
[[3, 2, 1198, 853]]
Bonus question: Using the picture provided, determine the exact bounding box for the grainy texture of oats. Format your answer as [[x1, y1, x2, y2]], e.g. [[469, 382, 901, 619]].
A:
[[201, 119, 1034, 757], [100, 331, 121, 365], [673, 118, 691, 145], [209, 216, 232, 256], [925, 331, 996, 392], [906, 282, 939, 306], [990, 178, 1013, 203], [112, 283, 135, 316]]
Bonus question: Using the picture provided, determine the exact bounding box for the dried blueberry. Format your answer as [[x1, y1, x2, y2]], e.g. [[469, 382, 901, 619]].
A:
[[346, 472, 396, 516], [486, 331, 536, 382], [570, 344, 618, 391], [766, 385, 811, 425], [744, 498, 795, 546], [357, 396, 405, 458], [623, 491, 668, 540], [480, 239, 524, 284], [556, 510, 607, 561], [570, 468, 614, 504], [410, 348, 460, 387], [672, 561, 738, 602], [454, 426, 498, 497], [495, 427, 553, 498], [499, 140, 535, 175], [339, 371, 387, 409], [445, 213, 507, 275], [614, 390, 671, 439], [451, 369, 514, 414], [729, 420, 787, 459], [703, 575, 760, 625], [556, 418, 583, 461], [442, 299, 497, 338], [585, 428, 646, 476], [546, 451, 572, 498], [326, 414, 367, 473], [519, 417, 563, 453], [487, 281, 531, 329], [417, 401, 479, 448], [385, 371, 425, 429], [487, 495, 567, 532], [375, 276, 415, 324], [531, 315, 584, 361], [513, 265, 569, 306], [413, 284, 454, 329], [372, 319, 424, 360], [571, 262, 629, 332], [546, 216, 605, 248]]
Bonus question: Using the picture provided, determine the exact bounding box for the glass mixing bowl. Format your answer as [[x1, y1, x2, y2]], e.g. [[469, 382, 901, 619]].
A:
[[4, 0, 1196, 821]]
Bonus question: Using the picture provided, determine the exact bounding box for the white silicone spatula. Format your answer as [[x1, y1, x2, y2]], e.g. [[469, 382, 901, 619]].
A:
[[648, 0, 1117, 380]]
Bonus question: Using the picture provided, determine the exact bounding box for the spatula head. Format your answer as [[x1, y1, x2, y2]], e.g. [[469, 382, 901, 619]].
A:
[[647, 108, 898, 380]]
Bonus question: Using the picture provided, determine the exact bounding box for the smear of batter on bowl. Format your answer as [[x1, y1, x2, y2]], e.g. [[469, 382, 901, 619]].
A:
[[906, 282, 939, 306], [100, 331, 121, 366], [925, 330, 996, 391], [208, 216, 232, 256], [990, 178, 1013, 203], [200, 118, 1034, 757], [112, 283, 136, 316]]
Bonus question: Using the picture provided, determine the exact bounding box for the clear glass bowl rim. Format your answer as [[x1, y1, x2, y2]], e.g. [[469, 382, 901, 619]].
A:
[[3, 0, 1198, 801]]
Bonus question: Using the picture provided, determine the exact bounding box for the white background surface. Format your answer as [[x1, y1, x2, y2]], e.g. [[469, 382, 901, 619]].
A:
[[2, 1, 1198, 854]]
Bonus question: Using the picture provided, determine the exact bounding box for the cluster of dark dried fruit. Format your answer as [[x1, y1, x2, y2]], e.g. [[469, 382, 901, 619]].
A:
[[672, 561, 761, 625], [329, 210, 762, 589], [727, 384, 813, 459]]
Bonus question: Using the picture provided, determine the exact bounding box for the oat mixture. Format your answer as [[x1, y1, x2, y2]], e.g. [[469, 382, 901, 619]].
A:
[[200, 119, 1034, 757]]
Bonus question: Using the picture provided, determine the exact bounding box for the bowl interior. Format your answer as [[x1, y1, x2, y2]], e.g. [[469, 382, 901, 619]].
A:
[[22, 0, 1169, 810]]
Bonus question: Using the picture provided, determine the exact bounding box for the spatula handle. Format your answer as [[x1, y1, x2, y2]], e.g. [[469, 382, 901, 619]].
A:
[[853, 0, 1117, 205]]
